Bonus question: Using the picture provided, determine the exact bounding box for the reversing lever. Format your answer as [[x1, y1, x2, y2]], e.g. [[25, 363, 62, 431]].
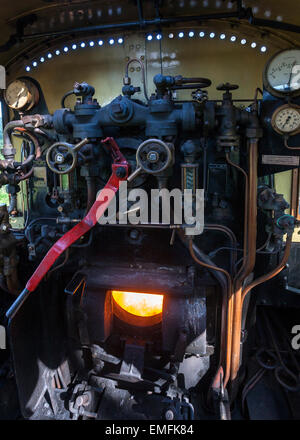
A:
[[6, 137, 129, 320]]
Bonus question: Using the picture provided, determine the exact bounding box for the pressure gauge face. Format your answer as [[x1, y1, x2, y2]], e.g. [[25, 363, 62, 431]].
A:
[[4, 79, 39, 111], [271, 105, 300, 135], [264, 49, 300, 98]]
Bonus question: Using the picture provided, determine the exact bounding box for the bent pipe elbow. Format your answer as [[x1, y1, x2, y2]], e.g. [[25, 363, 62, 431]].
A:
[[3, 120, 24, 149]]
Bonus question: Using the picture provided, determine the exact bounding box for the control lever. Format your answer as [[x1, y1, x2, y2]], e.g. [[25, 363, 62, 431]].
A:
[[6, 137, 129, 320]]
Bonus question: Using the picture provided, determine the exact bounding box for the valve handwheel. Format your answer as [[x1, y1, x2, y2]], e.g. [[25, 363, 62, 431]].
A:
[[136, 139, 172, 174], [217, 83, 239, 91], [46, 138, 89, 174]]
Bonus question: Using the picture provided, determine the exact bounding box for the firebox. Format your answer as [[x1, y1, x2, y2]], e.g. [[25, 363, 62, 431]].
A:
[[65, 261, 207, 357]]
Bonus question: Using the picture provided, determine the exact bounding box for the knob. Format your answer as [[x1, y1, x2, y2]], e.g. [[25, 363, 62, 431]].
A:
[[217, 83, 239, 91]]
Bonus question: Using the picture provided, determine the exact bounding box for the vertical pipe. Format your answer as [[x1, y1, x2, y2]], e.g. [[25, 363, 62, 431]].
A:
[[230, 138, 258, 382], [290, 168, 299, 219]]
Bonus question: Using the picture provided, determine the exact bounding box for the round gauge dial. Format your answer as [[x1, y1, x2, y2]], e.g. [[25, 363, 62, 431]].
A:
[[4, 79, 39, 111], [263, 49, 300, 98], [271, 105, 300, 135]]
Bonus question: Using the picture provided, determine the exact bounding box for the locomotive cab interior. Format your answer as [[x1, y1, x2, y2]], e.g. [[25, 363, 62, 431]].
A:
[[0, 0, 299, 422]]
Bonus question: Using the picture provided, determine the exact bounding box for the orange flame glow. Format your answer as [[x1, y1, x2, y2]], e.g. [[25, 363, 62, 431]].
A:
[[112, 290, 164, 317]]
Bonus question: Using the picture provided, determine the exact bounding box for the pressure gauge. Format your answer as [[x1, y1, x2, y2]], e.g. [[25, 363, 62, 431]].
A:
[[4, 78, 39, 111], [263, 49, 300, 98], [271, 104, 300, 135]]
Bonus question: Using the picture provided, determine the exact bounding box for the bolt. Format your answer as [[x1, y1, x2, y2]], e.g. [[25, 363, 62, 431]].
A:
[[116, 167, 127, 178], [55, 153, 64, 164], [147, 151, 159, 163]]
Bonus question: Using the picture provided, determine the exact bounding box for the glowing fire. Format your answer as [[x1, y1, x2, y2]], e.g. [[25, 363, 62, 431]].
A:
[[112, 290, 164, 317]]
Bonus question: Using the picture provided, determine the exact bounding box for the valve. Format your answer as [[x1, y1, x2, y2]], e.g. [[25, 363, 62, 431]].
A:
[[46, 138, 89, 174], [216, 83, 240, 150], [276, 214, 297, 233], [216, 83, 239, 92], [128, 139, 173, 181], [191, 89, 208, 103], [122, 84, 141, 98]]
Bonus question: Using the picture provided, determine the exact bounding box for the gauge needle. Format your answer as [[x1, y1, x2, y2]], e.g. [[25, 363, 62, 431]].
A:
[[283, 116, 291, 128], [12, 87, 25, 108], [288, 61, 297, 88]]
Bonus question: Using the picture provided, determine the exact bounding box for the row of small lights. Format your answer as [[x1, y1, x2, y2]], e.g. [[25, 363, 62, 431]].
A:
[[25, 37, 124, 71], [146, 31, 267, 52], [25, 30, 268, 72]]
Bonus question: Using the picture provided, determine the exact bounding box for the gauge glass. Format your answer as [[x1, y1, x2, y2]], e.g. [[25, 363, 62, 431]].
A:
[[265, 49, 300, 94], [273, 106, 300, 134]]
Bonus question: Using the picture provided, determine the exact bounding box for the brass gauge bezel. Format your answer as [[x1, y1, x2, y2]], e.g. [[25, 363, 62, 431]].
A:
[[4, 78, 39, 111], [271, 104, 300, 136], [263, 49, 300, 99]]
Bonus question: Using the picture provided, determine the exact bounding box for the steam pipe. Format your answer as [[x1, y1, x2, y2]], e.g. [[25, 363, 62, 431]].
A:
[[242, 234, 292, 301], [8, 194, 17, 215], [22, 12, 242, 40], [183, 223, 238, 387], [225, 154, 249, 280], [3, 120, 24, 153], [125, 58, 149, 102], [176, 227, 229, 369], [205, 223, 238, 275], [188, 240, 233, 388], [1, 124, 41, 170], [85, 176, 96, 213], [284, 136, 300, 151], [230, 138, 259, 383], [249, 16, 300, 34]]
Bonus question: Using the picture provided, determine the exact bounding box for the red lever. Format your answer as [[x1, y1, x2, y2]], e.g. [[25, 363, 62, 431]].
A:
[[6, 137, 129, 320]]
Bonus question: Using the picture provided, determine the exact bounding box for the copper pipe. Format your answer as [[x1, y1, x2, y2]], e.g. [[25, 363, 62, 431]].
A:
[[225, 152, 250, 387], [17, 167, 34, 182], [190, 224, 237, 387], [230, 139, 258, 382], [205, 223, 238, 274], [189, 240, 231, 302], [290, 169, 299, 219], [256, 232, 272, 252], [242, 234, 292, 302], [205, 224, 237, 248], [284, 136, 300, 150], [14, 128, 42, 160], [188, 240, 233, 386], [225, 154, 249, 280]]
